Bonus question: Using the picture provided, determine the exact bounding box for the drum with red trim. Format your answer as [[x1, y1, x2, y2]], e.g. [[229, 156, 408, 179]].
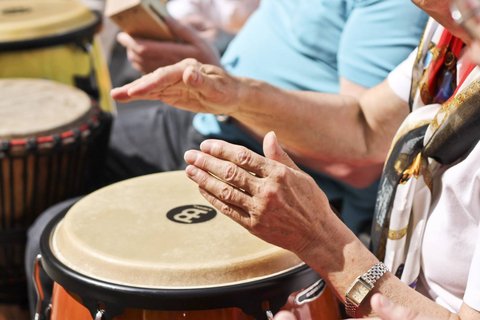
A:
[[0, 78, 111, 304], [0, 0, 115, 113], [39, 171, 341, 320]]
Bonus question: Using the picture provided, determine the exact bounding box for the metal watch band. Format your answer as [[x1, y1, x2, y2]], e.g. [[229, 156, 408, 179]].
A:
[[362, 262, 389, 286], [345, 262, 389, 317]]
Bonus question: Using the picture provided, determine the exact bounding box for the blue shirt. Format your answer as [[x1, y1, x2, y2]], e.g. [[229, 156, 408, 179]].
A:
[[193, 0, 428, 234]]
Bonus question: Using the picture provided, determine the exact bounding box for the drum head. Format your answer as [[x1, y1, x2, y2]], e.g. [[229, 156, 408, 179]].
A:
[[0, 0, 99, 50], [51, 171, 302, 289], [0, 79, 92, 139]]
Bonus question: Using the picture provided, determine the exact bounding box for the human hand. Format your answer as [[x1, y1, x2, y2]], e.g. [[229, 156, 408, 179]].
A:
[[272, 294, 438, 320], [183, 131, 334, 257], [350, 293, 437, 320], [181, 14, 233, 51], [465, 40, 480, 66], [116, 16, 220, 74], [273, 311, 296, 320], [110, 58, 242, 115]]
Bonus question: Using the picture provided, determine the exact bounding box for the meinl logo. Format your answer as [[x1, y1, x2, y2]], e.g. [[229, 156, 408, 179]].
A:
[[166, 205, 217, 224]]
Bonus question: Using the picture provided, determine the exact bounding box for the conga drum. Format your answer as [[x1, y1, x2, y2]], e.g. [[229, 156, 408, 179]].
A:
[[0, 79, 111, 304], [38, 171, 341, 320], [0, 0, 115, 113]]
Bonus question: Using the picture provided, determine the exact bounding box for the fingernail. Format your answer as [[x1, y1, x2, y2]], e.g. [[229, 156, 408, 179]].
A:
[[200, 140, 212, 153], [184, 150, 198, 163], [190, 69, 199, 83], [185, 165, 198, 175]]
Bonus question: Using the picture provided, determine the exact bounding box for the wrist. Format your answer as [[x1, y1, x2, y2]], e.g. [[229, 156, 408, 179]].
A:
[[229, 78, 266, 117], [345, 262, 389, 317]]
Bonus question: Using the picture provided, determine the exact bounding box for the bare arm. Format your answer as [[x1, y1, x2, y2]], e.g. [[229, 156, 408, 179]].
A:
[[111, 60, 408, 186], [230, 78, 408, 186], [182, 132, 480, 320]]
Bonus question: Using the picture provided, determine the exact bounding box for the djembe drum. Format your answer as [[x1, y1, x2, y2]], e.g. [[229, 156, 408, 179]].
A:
[[0, 79, 111, 305], [0, 0, 115, 113], [37, 171, 341, 320]]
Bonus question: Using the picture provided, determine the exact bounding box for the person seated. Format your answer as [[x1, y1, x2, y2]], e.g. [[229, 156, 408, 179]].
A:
[[108, 0, 428, 237], [114, 0, 480, 318], [166, 0, 260, 52], [24, 0, 427, 317]]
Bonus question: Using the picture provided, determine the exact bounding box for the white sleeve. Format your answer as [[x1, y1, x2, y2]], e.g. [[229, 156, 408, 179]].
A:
[[167, 0, 259, 32], [464, 220, 480, 311], [387, 48, 417, 103], [167, 0, 202, 20]]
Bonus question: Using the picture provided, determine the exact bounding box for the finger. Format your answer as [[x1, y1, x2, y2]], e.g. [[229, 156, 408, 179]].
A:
[[370, 294, 418, 320], [184, 150, 261, 195], [262, 131, 300, 170], [110, 86, 133, 101], [110, 75, 152, 101], [127, 59, 199, 97], [185, 165, 250, 228], [198, 139, 274, 178], [185, 164, 254, 213], [273, 311, 297, 320], [197, 187, 252, 229], [116, 32, 137, 50], [183, 64, 230, 104]]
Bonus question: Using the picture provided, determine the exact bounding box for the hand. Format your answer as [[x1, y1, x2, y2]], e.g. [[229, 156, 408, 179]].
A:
[[110, 58, 242, 115], [361, 293, 439, 320], [116, 17, 220, 74], [273, 311, 297, 320], [183, 131, 334, 256], [272, 294, 439, 320], [465, 40, 480, 66]]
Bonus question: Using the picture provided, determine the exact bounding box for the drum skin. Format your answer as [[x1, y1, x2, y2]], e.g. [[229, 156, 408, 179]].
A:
[[42, 172, 340, 320]]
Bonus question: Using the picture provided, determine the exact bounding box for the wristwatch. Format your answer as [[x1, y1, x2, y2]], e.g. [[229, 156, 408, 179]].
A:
[[345, 262, 389, 317]]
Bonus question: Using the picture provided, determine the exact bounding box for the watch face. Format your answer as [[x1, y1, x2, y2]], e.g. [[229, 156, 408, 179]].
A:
[[348, 281, 372, 305]]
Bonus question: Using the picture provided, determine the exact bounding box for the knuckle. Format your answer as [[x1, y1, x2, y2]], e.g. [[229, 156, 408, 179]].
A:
[[224, 163, 238, 182], [219, 186, 234, 202], [236, 148, 252, 166], [274, 165, 289, 181], [221, 203, 234, 216], [262, 184, 280, 201], [183, 58, 198, 66], [197, 172, 209, 188]]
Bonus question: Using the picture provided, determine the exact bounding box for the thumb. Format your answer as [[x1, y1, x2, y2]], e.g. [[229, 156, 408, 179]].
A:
[[273, 311, 297, 320], [263, 132, 300, 170], [371, 294, 422, 320]]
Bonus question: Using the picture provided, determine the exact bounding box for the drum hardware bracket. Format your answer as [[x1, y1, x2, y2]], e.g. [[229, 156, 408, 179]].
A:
[[95, 309, 105, 320], [265, 310, 274, 320], [82, 299, 125, 320], [33, 254, 46, 320], [294, 279, 326, 305]]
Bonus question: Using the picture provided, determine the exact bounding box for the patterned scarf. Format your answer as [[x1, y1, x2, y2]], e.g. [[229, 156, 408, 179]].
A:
[[370, 19, 480, 286]]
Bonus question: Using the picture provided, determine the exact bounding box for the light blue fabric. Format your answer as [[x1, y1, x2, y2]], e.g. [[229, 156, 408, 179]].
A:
[[193, 0, 428, 234]]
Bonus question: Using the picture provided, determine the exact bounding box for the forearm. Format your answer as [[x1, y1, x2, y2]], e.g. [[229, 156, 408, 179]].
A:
[[229, 78, 408, 185], [300, 212, 453, 319], [232, 80, 369, 162]]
